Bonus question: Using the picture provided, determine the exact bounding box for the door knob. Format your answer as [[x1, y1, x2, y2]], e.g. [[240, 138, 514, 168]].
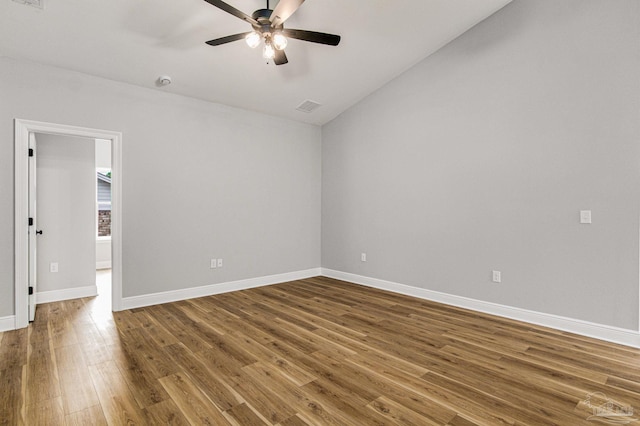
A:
[[35, 230, 43, 235]]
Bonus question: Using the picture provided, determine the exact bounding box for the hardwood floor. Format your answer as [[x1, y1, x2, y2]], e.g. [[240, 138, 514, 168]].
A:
[[2, 275, 640, 425]]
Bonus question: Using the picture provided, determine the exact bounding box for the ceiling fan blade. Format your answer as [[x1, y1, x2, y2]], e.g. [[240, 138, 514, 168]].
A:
[[270, 0, 305, 27], [281, 29, 341, 46], [274, 49, 288, 65], [202, 0, 259, 25], [206, 32, 251, 46]]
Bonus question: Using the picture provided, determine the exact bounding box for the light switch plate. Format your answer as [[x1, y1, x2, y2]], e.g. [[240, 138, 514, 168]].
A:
[[580, 210, 592, 224]]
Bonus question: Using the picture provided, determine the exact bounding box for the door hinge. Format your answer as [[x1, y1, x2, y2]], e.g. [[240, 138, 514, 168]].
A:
[[28, 286, 33, 295], [29, 217, 33, 226], [29, 148, 34, 157]]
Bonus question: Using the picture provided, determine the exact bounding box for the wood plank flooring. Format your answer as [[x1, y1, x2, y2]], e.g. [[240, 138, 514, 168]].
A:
[[2, 275, 640, 425]]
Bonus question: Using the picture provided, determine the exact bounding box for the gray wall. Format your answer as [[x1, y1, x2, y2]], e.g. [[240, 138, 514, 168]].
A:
[[36, 133, 96, 292], [0, 57, 321, 315], [322, 0, 640, 330]]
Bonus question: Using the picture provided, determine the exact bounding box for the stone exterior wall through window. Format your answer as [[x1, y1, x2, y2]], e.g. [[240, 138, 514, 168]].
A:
[[98, 210, 111, 237]]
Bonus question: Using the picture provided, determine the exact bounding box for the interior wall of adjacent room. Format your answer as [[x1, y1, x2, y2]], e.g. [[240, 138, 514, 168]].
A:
[[36, 133, 96, 293], [322, 0, 640, 330], [0, 57, 321, 316]]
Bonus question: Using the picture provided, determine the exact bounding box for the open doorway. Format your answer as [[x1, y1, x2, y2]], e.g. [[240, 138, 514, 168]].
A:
[[14, 119, 122, 329], [33, 133, 99, 319]]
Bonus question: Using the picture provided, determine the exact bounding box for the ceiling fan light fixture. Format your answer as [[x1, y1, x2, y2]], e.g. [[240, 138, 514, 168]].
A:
[[203, 0, 341, 66], [272, 33, 288, 50], [245, 31, 261, 48], [263, 42, 276, 60]]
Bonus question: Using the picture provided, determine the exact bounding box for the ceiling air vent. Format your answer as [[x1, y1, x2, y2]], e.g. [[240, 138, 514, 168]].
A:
[[12, 0, 44, 8], [296, 100, 321, 113]]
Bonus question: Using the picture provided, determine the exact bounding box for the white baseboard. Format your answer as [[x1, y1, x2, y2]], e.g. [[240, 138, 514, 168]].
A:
[[121, 268, 322, 310], [321, 268, 640, 349], [96, 261, 112, 270], [37, 285, 98, 304], [0, 316, 16, 332]]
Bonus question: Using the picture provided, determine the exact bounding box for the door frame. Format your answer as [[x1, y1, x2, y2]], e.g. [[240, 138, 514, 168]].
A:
[[14, 119, 123, 328]]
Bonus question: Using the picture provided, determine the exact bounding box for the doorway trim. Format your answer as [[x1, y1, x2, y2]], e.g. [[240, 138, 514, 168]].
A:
[[14, 119, 123, 329]]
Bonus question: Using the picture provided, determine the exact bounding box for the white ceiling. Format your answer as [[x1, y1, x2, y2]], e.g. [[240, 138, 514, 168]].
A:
[[0, 0, 511, 125]]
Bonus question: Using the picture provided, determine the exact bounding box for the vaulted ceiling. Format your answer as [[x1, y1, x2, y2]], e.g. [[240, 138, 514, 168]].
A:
[[0, 0, 511, 125]]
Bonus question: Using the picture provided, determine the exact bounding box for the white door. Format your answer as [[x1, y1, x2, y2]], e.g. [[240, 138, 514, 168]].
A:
[[28, 132, 37, 321]]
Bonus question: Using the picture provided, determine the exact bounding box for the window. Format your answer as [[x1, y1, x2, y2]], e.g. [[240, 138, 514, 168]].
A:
[[97, 169, 111, 237]]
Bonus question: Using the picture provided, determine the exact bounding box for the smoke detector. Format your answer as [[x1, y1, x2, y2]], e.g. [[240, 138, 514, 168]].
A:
[[12, 0, 44, 9], [157, 76, 172, 86], [296, 100, 321, 113]]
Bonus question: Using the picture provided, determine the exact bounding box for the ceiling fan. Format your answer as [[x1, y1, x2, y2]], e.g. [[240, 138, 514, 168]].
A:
[[203, 0, 341, 65]]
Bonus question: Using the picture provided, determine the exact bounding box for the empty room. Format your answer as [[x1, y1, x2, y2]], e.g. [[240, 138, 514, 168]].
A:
[[1, 0, 640, 424]]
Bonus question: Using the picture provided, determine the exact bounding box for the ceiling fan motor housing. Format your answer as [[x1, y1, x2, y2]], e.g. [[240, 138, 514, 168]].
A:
[[251, 9, 281, 34]]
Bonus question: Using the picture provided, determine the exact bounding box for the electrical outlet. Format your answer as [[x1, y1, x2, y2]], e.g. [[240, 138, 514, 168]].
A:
[[492, 270, 501, 283], [361, 253, 367, 262], [580, 210, 592, 224], [50, 262, 58, 273], [217, 258, 223, 268], [210, 259, 217, 269]]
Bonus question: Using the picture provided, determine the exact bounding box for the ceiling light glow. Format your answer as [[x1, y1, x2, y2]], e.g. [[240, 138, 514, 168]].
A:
[[263, 42, 275, 60], [272, 33, 288, 50], [245, 31, 261, 48]]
